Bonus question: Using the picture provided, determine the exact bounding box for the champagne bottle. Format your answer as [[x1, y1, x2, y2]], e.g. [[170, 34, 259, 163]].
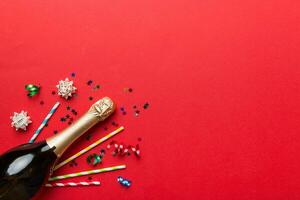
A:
[[0, 97, 115, 200]]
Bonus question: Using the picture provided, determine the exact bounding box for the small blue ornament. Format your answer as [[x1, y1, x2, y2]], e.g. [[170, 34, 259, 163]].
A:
[[117, 176, 132, 188]]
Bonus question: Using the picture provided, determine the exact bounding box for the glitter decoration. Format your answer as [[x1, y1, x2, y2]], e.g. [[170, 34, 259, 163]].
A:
[[143, 102, 149, 109], [87, 153, 102, 166], [123, 87, 133, 93], [93, 84, 100, 91], [71, 109, 78, 115], [56, 78, 77, 99], [87, 80, 93, 86], [120, 107, 127, 115], [134, 110, 140, 117], [86, 134, 91, 140], [100, 149, 105, 154], [25, 84, 40, 97], [117, 176, 131, 188], [10, 111, 32, 131], [111, 121, 118, 126]]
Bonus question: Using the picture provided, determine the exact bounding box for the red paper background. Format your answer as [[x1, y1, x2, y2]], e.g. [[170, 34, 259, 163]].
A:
[[0, 0, 300, 199]]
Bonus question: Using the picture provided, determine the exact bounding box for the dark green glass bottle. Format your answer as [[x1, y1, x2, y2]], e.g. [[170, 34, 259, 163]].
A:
[[0, 142, 57, 200]]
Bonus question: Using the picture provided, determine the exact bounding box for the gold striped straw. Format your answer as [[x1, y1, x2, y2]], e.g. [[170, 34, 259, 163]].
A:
[[49, 165, 126, 181], [54, 126, 124, 171]]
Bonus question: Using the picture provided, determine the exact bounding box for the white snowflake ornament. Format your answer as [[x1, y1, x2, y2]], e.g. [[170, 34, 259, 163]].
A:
[[10, 111, 32, 131], [56, 78, 77, 99]]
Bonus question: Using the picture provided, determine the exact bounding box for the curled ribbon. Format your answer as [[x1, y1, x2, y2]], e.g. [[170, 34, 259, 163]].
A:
[[87, 153, 103, 166], [25, 84, 40, 97]]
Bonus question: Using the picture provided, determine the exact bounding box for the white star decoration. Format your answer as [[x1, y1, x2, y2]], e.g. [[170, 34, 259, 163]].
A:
[[56, 78, 77, 99], [10, 111, 32, 131]]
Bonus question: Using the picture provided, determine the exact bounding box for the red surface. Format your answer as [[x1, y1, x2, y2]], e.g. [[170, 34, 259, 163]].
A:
[[0, 0, 300, 199]]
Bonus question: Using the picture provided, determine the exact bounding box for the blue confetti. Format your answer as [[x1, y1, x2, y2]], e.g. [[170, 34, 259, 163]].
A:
[[117, 176, 131, 188]]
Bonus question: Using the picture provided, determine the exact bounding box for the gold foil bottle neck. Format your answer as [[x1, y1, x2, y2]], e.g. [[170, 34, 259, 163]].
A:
[[46, 97, 115, 157]]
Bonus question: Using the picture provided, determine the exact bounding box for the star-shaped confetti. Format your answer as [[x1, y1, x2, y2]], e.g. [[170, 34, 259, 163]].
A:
[[56, 78, 77, 99], [10, 111, 32, 131]]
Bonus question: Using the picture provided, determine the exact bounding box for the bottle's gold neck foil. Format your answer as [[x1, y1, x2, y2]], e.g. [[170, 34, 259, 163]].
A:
[[46, 97, 115, 157]]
